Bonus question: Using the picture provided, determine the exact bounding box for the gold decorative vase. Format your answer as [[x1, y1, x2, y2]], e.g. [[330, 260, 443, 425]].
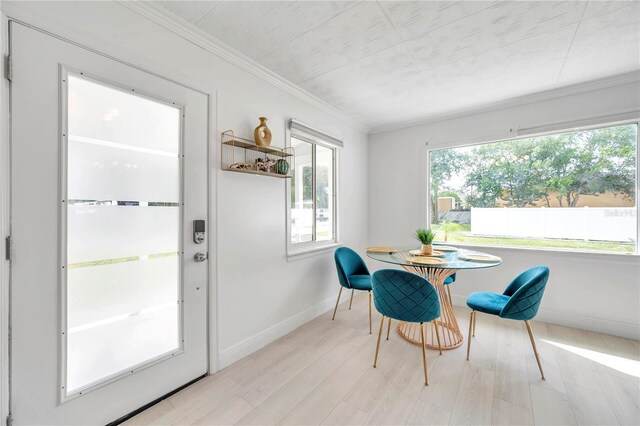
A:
[[421, 244, 433, 255], [254, 116, 272, 147]]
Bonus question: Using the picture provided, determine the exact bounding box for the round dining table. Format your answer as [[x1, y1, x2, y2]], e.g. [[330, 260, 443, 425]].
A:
[[366, 245, 502, 350]]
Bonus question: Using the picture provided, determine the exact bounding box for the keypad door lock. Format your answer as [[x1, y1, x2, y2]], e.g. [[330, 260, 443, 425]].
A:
[[193, 220, 205, 244]]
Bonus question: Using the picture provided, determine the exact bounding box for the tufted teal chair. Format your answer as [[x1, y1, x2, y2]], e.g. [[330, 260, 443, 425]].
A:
[[379, 273, 454, 343], [333, 247, 373, 334], [466, 266, 549, 379], [371, 269, 442, 386]]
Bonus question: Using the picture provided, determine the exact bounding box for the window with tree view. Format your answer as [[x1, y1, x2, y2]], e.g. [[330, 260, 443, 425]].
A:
[[429, 123, 638, 254]]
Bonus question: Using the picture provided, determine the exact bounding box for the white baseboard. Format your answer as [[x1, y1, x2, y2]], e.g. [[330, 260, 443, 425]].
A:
[[450, 294, 640, 340], [534, 310, 640, 340], [218, 294, 337, 370]]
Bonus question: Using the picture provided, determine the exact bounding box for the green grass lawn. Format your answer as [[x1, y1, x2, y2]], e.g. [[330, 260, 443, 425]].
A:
[[431, 225, 635, 253]]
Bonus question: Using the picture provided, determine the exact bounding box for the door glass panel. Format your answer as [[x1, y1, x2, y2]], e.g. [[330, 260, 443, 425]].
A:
[[68, 138, 179, 201], [67, 204, 178, 263], [65, 74, 182, 395], [68, 75, 180, 153]]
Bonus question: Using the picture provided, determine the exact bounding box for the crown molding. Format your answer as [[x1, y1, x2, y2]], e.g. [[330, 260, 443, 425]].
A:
[[118, 1, 370, 134], [369, 71, 640, 135]]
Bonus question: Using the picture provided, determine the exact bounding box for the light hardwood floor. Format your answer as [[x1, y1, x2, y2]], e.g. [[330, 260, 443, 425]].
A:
[[125, 294, 640, 426]]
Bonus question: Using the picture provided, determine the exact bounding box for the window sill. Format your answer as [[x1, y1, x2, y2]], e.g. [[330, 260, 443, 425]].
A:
[[287, 242, 342, 261], [444, 242, 639, 264]]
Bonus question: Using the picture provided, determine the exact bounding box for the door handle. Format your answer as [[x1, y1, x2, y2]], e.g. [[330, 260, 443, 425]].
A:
[[194, 252, 207, 262]]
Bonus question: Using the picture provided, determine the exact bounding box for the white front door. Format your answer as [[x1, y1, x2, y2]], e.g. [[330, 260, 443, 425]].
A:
[[9, 22, 209, 425]]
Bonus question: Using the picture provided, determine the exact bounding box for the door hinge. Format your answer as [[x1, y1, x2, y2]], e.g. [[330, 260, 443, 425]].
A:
[[4, 55, 12, 82], [5, 236, 11, 261], [5, 414, 12, 426]]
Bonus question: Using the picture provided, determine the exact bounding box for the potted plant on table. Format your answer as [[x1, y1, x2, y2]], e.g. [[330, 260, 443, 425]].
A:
[[415, 228, 436, 255]]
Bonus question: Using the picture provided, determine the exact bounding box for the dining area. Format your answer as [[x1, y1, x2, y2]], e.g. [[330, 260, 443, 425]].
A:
[[333, 233, 549, 389]]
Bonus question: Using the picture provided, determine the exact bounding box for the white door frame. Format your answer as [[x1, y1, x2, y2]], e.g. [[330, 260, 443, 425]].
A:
[[0, 6, 219, 423], [0, 10, 11, 426]]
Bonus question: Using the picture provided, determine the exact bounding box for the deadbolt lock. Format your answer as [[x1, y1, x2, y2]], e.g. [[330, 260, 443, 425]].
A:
[[193, 220, 205, 244]]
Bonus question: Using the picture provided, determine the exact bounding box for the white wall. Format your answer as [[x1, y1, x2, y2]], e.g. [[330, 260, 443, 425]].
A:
[[2, 1, 369, 369], [369, 79, 640, 339]]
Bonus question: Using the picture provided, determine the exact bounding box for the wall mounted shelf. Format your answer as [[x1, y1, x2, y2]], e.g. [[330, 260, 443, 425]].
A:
[[221, 130, 294, 178]]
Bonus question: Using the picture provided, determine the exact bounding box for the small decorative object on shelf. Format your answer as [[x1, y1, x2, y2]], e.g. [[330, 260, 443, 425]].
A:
[[415, 228, 436, 255], [229, 162, 252, 170], [254, 157, 276, 172], [275, 158, 289, 175], [221, 130, 294, 179], [254, 116, 272, 147]]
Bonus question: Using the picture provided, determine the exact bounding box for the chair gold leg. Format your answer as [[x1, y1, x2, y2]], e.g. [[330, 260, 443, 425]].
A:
[[447, 285, 452, 304], [332, 287, 343, 320], [420, 323, 428, 386], [368, 291, 372, 334], [349, 289, 355, 310], [525, 320, 546, 380], [373, 316, 385, 368], [434, 320, 442, 355], [472, 310, 476, 337], [466, 310, 474, 360], [386, 317, 392, 340]]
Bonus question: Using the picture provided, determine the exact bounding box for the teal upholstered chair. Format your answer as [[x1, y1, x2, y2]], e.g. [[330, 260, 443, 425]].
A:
[[466, 266, 549, 379], [378, 273, 454, 343], [444, 273, 456, 300], [371, 269, 442, 386], [333, 247, 373, 334]]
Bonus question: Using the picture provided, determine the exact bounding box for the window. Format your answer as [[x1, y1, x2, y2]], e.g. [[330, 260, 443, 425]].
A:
[[428, 123, 638, 254], [288, 120, 340, 253]]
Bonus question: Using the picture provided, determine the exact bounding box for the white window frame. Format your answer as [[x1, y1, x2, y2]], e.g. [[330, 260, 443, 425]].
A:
[[286, 119, 341, 256], [426, 119, 640, 257]]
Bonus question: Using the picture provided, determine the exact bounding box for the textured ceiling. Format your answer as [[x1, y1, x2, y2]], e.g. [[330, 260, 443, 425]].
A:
[[157, 1, 640, 130]]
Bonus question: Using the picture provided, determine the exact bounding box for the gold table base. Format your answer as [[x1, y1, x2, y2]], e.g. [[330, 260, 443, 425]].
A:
[[398, 266, 462, 350]]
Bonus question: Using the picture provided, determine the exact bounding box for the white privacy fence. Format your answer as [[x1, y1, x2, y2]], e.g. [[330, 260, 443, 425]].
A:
[[471, 207, 637, 242]]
